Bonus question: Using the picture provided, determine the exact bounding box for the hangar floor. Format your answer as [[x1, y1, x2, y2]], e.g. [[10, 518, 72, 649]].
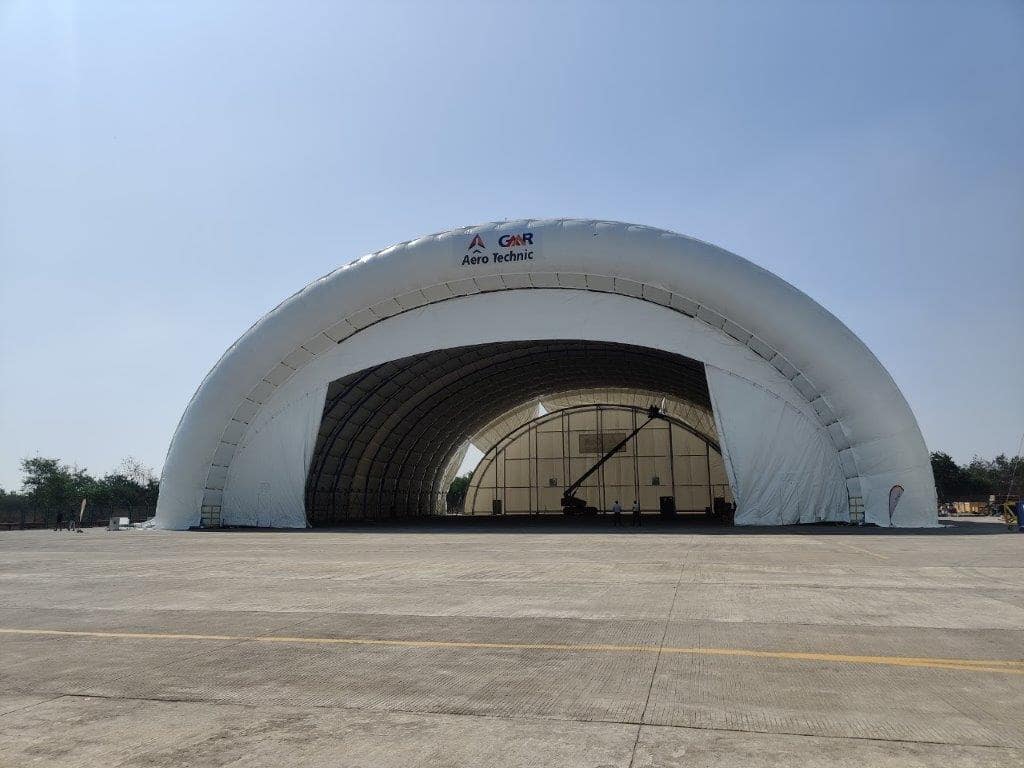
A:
[[1, 519, 1022, 767]]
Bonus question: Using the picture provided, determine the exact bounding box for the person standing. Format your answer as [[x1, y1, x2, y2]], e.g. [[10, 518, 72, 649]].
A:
[[611, 500, 623, 527], [631, 500, 642, 527], [54, 511, 63, 532]]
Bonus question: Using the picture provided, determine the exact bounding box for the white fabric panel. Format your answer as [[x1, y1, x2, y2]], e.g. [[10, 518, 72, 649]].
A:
[[218, 292, 812, 527], [707, 366, 848, 526], [221, 385, 327, 527]]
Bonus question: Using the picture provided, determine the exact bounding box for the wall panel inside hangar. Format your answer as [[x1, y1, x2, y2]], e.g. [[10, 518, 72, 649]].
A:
[[466, 404, 732, 515]]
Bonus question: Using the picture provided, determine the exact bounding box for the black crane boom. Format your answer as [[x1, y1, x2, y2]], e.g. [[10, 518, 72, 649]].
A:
[[561, 406, 667, 514]]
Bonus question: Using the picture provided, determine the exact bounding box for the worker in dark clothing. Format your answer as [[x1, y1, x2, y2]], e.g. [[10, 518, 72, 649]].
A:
[[611, 500, 623, 527], [631, 500, 642, 527], [54, 511, 63, 532]]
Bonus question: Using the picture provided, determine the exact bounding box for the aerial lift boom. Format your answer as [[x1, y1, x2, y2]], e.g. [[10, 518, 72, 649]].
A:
[[561, 405, 668, 514]]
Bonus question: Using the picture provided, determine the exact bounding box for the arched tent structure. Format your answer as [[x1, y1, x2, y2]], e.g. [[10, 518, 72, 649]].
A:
[[155, 219, 936, 529]]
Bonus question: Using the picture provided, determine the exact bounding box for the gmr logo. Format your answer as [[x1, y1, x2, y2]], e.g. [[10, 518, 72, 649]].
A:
[[498, 233, 534, 247], [467, 234, 486, 253]]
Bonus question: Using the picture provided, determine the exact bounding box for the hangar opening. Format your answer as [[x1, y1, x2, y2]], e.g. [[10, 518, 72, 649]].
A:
[[155, 219, 937, 529], [303, 341, 733, 525], [462, 403, 733, 519]]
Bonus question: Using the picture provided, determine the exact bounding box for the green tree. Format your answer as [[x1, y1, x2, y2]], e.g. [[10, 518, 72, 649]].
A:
[[0, 487, 31, 524], [101, 457, 158, 512], [931, 451, 1022, 502], [20, 457, 89, 517], [964, 454, 1023, 499], [930, 452, 960, 502], [10, 455, 161, 525], [446, 472, 474, 512]]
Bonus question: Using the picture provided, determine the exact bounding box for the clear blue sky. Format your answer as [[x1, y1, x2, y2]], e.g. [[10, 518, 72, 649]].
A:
[[1, 1, 1022, 490]]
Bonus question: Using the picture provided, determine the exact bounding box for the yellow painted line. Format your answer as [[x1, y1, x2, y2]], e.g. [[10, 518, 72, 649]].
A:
[[2, 627, 1022, 675]]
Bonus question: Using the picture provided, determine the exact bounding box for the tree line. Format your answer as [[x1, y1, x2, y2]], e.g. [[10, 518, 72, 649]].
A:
[[0, 457, 159, 527], [930, 452, 1020, 503], [0, 451, 1018, 526]]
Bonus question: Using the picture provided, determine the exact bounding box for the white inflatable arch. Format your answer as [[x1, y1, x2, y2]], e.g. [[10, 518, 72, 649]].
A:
[[155, 219, 936, 529]]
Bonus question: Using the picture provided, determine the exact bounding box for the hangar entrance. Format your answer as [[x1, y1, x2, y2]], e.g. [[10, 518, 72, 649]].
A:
[[304, 340, 731, 526]]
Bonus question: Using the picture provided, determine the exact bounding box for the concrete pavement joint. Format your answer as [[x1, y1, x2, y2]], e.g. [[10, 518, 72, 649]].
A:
[[816, 538, 890, 560], [628, 548, 690, 767], [0, 694, 68, 718], [13, 690, 1022, 753]]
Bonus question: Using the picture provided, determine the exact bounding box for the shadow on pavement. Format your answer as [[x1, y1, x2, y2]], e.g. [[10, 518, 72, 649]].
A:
[[199, 515, 1015, 536]]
